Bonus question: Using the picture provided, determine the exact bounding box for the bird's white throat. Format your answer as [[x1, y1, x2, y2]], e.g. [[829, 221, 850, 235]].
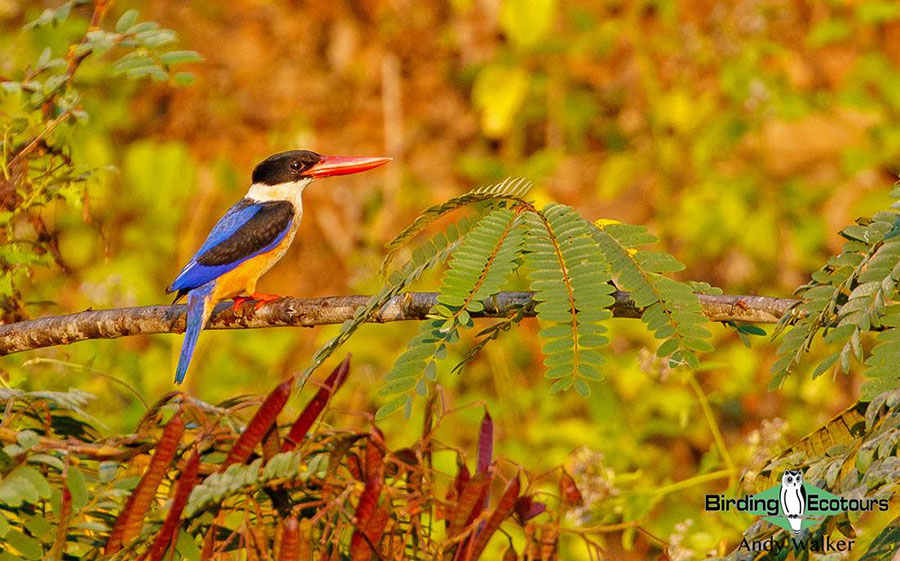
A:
[[245, 179, 311, 212]]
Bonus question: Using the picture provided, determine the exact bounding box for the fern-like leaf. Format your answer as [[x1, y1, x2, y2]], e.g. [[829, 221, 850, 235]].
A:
[[591, 220, 712, 369], [861, 307, 900, 399], [771, 213, 898, 388], [436, 208, 525, 316], [380, 177, 532, 274], [770, 236, 879, 386], [817, 218, 900, 378], [301, 215, 479, 388], [768, 182, 900, 394], [377, 208, 526, 418], [523, 204, 615, 397]]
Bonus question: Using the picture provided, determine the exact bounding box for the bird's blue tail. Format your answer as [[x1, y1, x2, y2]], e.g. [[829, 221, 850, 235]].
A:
[[175, 282, 215, 384]]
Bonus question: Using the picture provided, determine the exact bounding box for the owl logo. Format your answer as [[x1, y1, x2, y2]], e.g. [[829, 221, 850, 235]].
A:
[[780, 470, 806, 534]]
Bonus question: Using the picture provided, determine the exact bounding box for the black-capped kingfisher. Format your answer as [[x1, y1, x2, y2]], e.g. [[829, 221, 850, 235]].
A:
[[167, 150, 391, 383]]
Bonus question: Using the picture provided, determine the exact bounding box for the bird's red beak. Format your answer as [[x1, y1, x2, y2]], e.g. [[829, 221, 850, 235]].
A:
[[302, 156, 392, 178]]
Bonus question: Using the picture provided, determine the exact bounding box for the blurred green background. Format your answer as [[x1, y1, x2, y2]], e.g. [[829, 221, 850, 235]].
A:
[[2, 0, 899, 557]]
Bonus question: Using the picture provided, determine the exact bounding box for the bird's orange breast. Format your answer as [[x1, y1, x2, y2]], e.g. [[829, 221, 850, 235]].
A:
[[211, 230, 295, 301]]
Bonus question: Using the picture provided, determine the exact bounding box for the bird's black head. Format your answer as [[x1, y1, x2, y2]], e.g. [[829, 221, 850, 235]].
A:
[[251, 150, 322, 185]]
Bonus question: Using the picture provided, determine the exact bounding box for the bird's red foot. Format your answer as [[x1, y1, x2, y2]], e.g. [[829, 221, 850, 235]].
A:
[[232, 296, 252, 312], [250, 292, 282, 310]]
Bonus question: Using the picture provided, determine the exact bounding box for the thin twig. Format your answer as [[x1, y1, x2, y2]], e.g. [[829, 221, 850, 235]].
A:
[[641, 468, 735, 496], [686, 372, 737, 492], [0, 426, 150, 460], [0, 291, 800, 356], [7, 109, 73, 169]]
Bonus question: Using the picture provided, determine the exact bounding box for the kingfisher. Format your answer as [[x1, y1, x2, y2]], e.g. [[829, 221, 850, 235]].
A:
[[167, 150, 391, 384]]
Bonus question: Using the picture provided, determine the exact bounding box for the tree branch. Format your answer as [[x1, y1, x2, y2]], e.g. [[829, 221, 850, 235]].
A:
[[0, 291, 799, 356]]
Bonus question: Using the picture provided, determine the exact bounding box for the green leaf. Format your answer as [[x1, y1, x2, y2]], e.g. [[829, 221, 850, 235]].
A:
[[737, 324, 767, 336], [592, 221, 711, 369], [66, 465, 88, 512], [548, 378, 574, 393], [26, 8, 55, 29], [574, 378, 591, 398], [380, 208, 526, 407], [53, 3, 71, 23], [375, 395, 410, 420], [499, 0, 558, 49], [26, 454, 63, 471], [126, 21, 159, 35], [4, 530, 43, 560], [813, 353, 840, 378], [525, 205, 614, 395], [127, 65, 168, 81], [116, 9, 140, 33], [136, 29, 177, 47], [774, 213, 900, 388], [381, 178, 530, 274], [856, 0, 900, 23], [472, 65, 530, 137], [159, 50, 204, 65], [0, 466, 50, 507], [176, 528, 201, 561], [19, 466, 51, 498], [37, 47, 51, 69], [98, 461, 118, 482], [807, 19, 851, 47], [15, 431, 39, 450], [172, 71, 195, 86], [23, 515, 51, 541], [112, 53, 155, 75], [83, 30, 119, 55]]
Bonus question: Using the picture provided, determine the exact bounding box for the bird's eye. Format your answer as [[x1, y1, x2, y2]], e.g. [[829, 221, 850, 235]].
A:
[[289, 161, 303, 172]]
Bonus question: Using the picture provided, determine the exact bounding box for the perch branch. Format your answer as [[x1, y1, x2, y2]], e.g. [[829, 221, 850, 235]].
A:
[[0, 291, 799, 356]]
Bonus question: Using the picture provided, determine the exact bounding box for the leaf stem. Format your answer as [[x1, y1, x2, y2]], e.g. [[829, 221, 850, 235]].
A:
[[686, 372, 738, 492], [534, 208, 581, 384], [643, 468, 734, 497]]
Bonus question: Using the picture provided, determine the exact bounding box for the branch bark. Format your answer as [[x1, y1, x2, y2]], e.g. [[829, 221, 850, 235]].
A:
[[0, 291, 799, 356]]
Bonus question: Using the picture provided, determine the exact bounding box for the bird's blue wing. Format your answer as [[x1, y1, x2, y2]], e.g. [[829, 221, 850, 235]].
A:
[[168, 198, 295, 295]]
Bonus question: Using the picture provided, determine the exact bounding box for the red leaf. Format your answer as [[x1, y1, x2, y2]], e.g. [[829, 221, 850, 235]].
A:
[[201, 522, 217, 560], [465, 473, 520, 560], [103, 493, 134, 554], [147, 447, 201, 561], [441, 459, 471, 522], [261, 424, 282, 461], [347, 452, 363, 481], [558, 470, 583, 505], [476, 409, 493, 475], [514, 495, 546, 524], [475, 409, 493, 514], [298, 518, 313, 560], [349, 428, 386, 561], [453, 459, 471, 498], [447, 471, 491, 540], [350, 506, 389, 561], [279, 516, 300, 561], [225, 379, 291, 467], [106, 412, 184, 554], [283, 356, 351, 452]]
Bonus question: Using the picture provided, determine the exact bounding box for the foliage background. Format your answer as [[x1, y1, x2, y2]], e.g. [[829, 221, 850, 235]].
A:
[[2, 0, 899, 558]]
